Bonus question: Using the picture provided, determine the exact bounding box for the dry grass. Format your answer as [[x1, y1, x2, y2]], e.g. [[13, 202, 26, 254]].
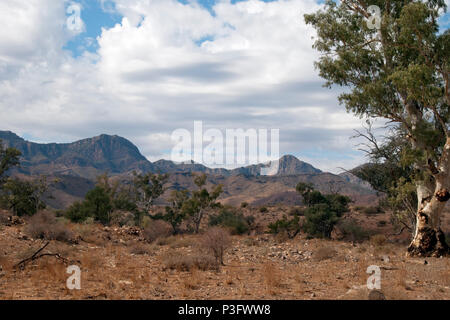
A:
[[24, 211, 74, 243], [262, 262, 283, 295], [314, 246, 337, 261], [143, 220, 173, 243], [201, 227, 232, 265], [370, 234, 387, 247], [129, 242, 154, 255], [162, 252, 219, 272]]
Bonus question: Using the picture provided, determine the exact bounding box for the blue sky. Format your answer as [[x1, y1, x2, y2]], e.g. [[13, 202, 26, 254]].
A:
[[64, 0, 283, 57]]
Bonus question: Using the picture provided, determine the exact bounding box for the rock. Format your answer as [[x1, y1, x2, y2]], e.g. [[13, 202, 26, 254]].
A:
[[368, 290, 386, 300]]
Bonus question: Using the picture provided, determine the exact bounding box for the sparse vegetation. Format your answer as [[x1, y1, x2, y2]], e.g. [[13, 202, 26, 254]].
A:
[[259, 206, 268, 213], [24, 210, 74, 243], [143, 219, 173, 243], [209, 206, 253, 235], [336, 219, 370, 243], [201, 227, 231, 265], [314, 246, 337, 261], [268, 214, 301, 239], [163, 252, 219, 272]]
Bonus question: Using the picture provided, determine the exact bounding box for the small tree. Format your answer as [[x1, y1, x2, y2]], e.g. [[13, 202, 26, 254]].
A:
[[268, 214, 301, 239], [0, 139, 21, 188], [160, 189, 189, 234], [182, 173, 223, 233], [0, 176, 48, 216], [133, 172, 168, 219], [303, 204, 339, 239], [84, 186, 112, 224], [201, 227, 231, 265], [296, 183, 350, 238]]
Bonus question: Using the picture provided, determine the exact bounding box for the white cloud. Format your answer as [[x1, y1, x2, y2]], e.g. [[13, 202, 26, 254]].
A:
[[0, 0, 372, 173]]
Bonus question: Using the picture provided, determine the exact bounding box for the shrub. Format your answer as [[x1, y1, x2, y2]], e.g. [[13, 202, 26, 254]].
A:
[[240, 202, 249, 208], [0, 210, 10, 225], [303, 204, 339, 238], [370, 234, 387, 247], [363, 206, 384, 215], [143, 219, 173, 243], [289, 207, 305, 216], [163, 253, 219, 271], [314, 246, 337, 261], [208, 206, 252, 235], [201, 227, 231, 265], [268, 214, 301, 239], [25, 210, 74, 242], [259, 206, 268, 213], [129, 243, 153, 255], [337, 219, 370, 242], [110, 210, 135, 227], [65, 201, 90, 223]]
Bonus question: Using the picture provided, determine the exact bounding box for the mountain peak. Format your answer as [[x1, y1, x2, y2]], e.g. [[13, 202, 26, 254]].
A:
[[276, 154, 321, 175]]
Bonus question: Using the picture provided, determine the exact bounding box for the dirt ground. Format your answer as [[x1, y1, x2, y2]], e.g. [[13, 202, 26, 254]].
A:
[[0, 211, 449, 300]]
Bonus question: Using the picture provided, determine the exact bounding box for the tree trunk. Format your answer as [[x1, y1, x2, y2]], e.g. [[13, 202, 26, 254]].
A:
[[408, 137, 450, 257]]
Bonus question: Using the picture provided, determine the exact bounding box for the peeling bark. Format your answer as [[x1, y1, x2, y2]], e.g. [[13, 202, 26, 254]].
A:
[[408, 138, 450, 257]]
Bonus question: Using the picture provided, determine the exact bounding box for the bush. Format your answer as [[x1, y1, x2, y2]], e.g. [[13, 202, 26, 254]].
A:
[[240, 202, 249, 208], [129, 243, 153, 255], [303, 204, 339, 238], [337, 219, 370, 242], [143, 219, 173, 243], [201, 227, 232, 265], [110, 210, 135, 227], [208, 206, 252, 235], [288, 207, 305, 216], [163, 253, 219, 271], [268, 214, 301, 239], [362, 206, 384, 215], [259, 206, 268, 213], [314, 246, 337, 261], [65, 201, 91, 223], [25, 211, 74, 243]]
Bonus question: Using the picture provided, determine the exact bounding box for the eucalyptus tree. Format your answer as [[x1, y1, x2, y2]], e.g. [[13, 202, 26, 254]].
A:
[[305, 0, 449, 256]]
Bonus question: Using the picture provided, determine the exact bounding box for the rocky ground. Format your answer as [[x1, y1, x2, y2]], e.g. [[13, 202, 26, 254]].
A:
[[0, 216, 449, 300]]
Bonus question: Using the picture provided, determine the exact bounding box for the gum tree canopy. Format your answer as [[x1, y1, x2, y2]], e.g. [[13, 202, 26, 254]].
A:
[[305, 0, 449, 256]]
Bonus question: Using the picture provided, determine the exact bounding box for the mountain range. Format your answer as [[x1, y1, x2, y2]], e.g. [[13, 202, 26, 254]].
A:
[[0, 130, 376, 209]]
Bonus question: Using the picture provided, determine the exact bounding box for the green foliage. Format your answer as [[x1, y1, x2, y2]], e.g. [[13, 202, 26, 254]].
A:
[[337, 218, 370, 242], [0, 140, 21, 187], [65, 201, 90, 223], [0, 177, 48, 216], [65, 186, 112, 224], [259, 206, 268, 213], [158, 189, 189, 234], [326, 194, 352, 217], [303, 204, 339, 239], [181, 173, 223, 233], [84, 186, 113, 224], [305, 1, 450, 241], [209, 206, 253, 235], [133, 172, 169, 218], [268, 214, 301, 239], [296, 183, 350, 239]]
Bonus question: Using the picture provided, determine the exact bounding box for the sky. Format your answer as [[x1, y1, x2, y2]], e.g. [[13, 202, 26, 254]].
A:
[[0, 0, 448, 173]]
